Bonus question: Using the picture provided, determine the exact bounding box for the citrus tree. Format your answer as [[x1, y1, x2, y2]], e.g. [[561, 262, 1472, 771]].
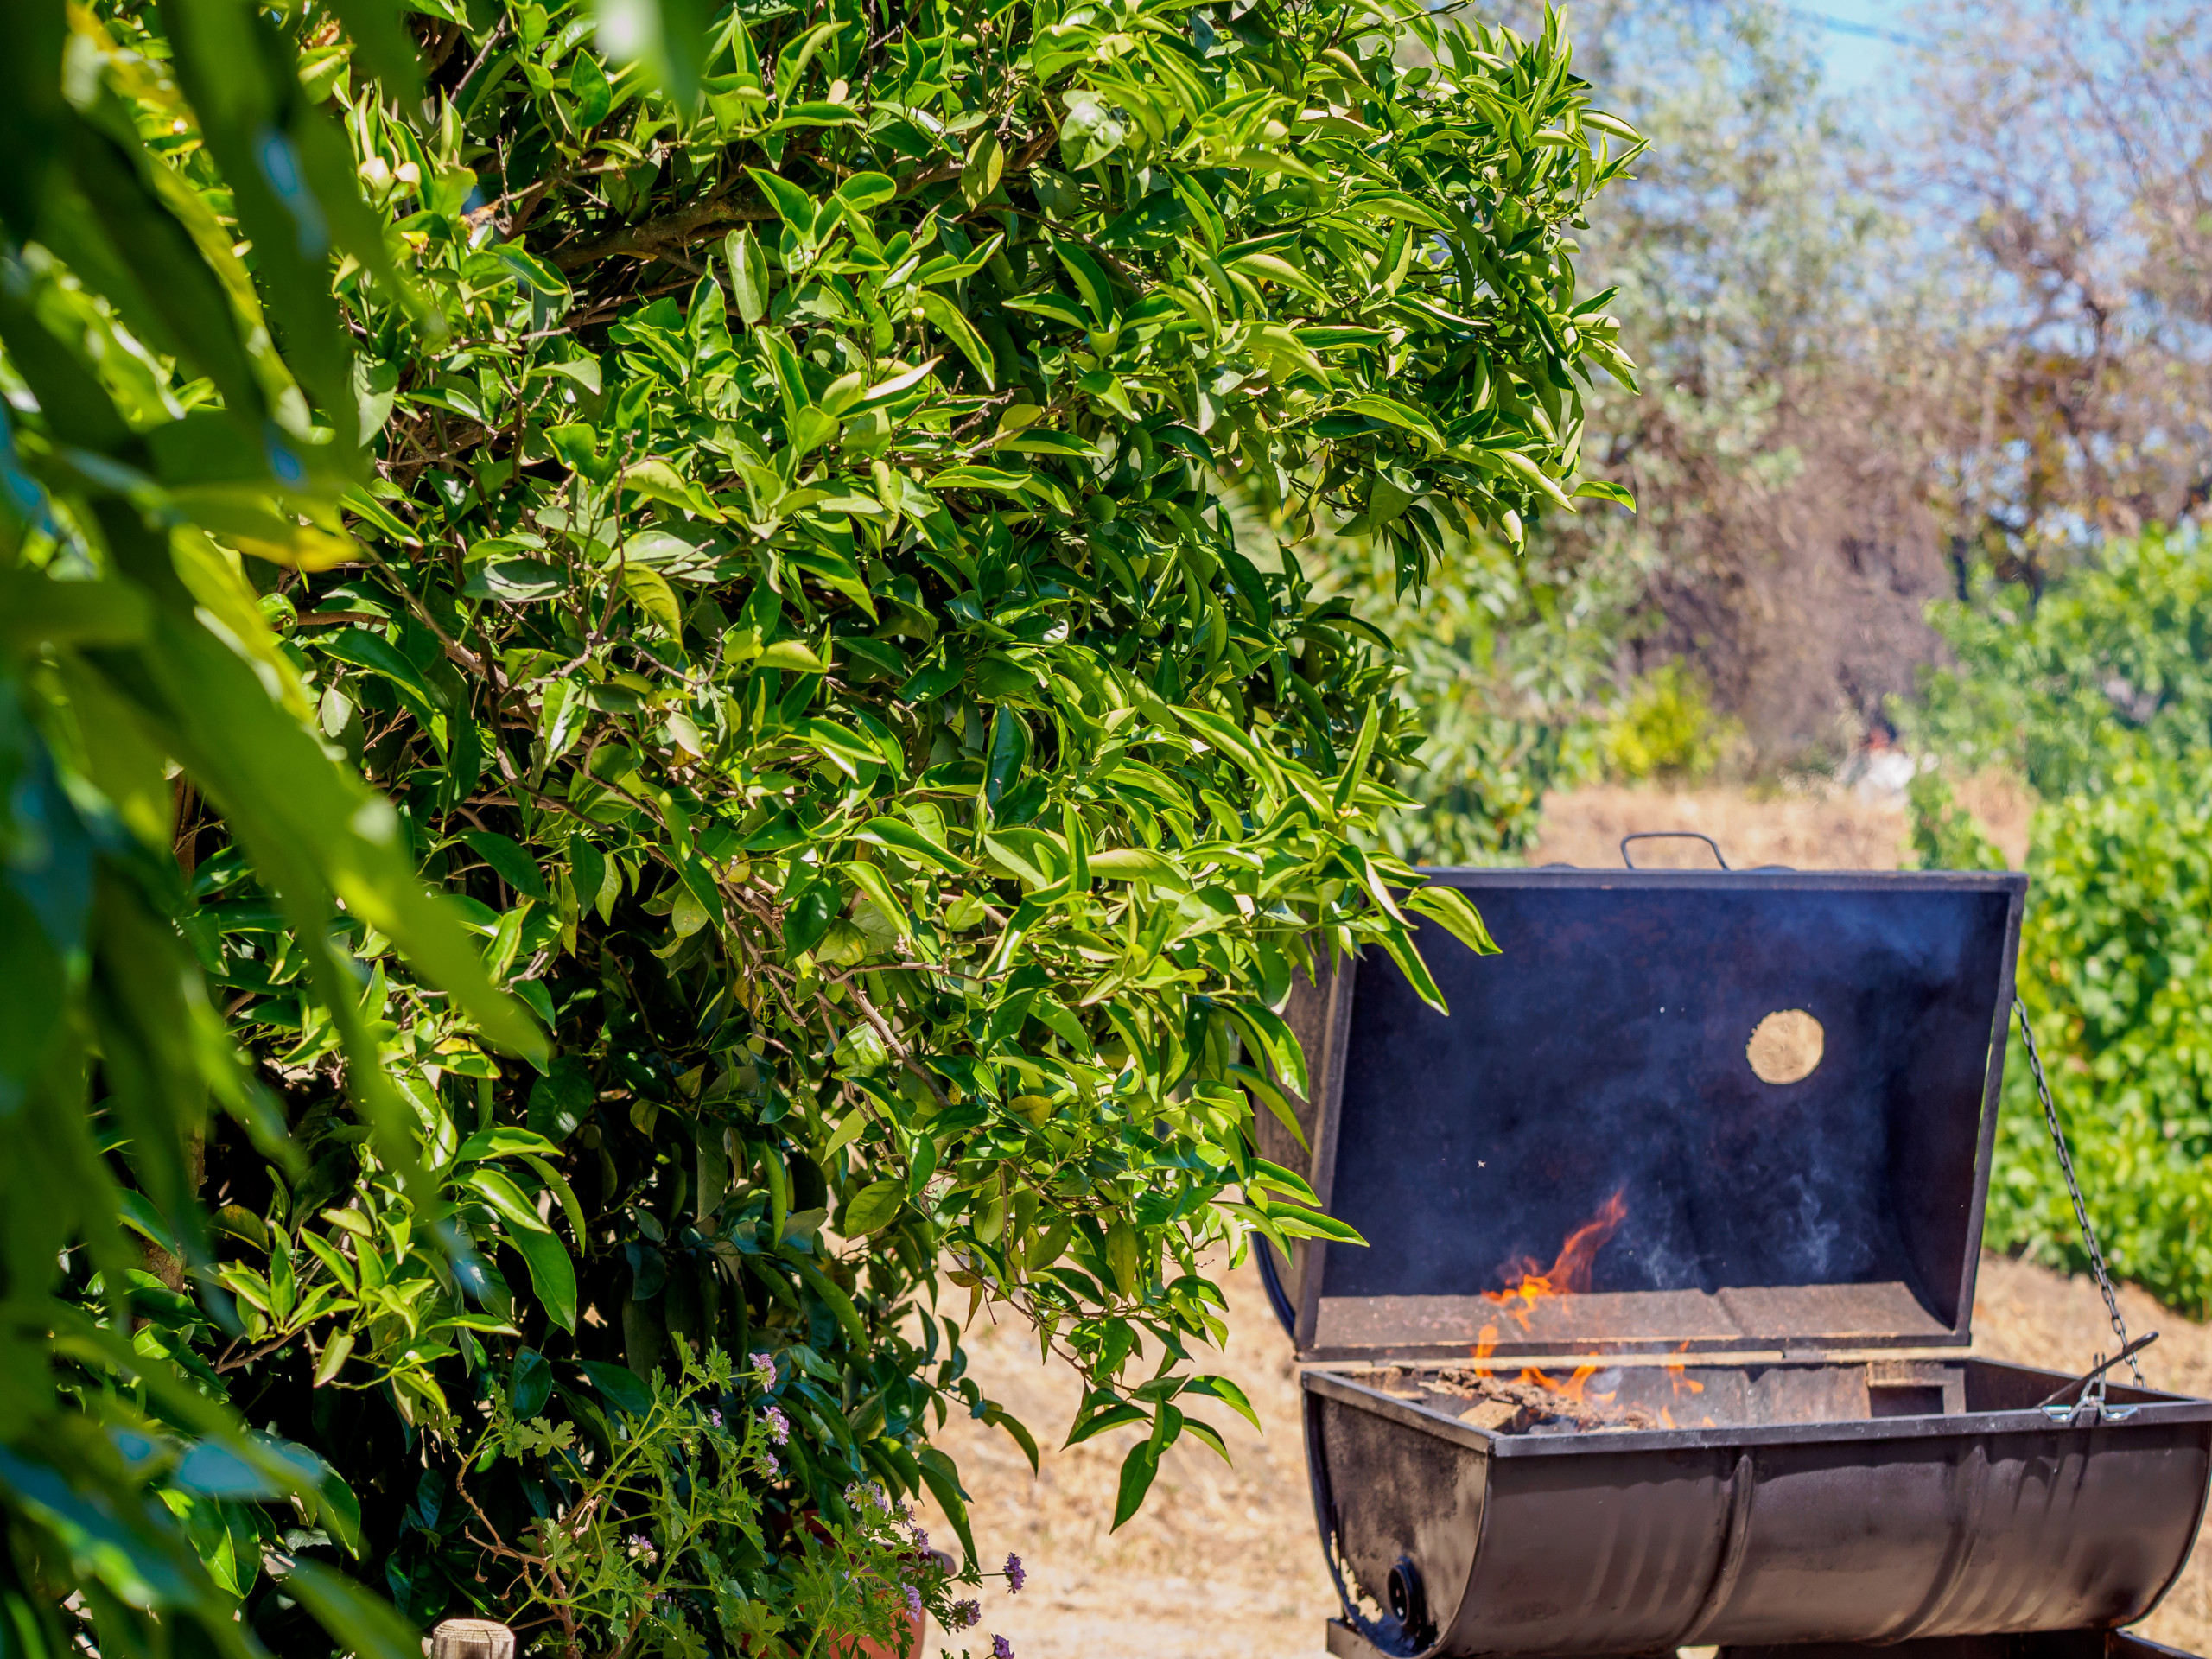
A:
[[0, 0, 1639, 1649]]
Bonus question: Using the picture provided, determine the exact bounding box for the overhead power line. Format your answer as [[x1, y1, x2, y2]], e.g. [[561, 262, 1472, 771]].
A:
[[1777, 4, 1932, 48]]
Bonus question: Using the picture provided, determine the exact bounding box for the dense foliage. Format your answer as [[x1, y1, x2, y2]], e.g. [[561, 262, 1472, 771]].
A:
[[1906, 530, 2212, 1314], [1988, 760, 2212, 1317], [1913, 527, 2212, 800], [0, 0, 1637, 1650], [1309, 522, 1626, 867]]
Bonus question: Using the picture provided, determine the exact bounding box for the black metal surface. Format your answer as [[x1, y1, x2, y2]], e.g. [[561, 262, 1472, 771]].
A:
[[1307, 1359, 2212, 1659], [1264, 869, 2027, 1360]]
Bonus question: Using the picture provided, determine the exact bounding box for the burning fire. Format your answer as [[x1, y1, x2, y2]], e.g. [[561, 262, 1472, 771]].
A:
[[1456, 1236, 1727, 1430], [1521, 1363, 1606, 1404], [1465, 1191, 1631, 1402], [1481, 1187, 1628, 1332]]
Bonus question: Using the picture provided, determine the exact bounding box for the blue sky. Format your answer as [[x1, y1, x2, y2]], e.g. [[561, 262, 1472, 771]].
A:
[[1790, 0, 1928, 105]]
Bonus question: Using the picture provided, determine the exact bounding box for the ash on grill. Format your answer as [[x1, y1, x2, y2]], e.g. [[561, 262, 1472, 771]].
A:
[[1376, 1365, 1663, 1434]]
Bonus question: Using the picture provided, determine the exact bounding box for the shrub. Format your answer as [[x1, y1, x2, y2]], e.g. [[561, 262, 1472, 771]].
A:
[[1309, 525, 1625, 868], [1903, 771, 2008, 873], [0, 0, 1638, 1650], [1912, 525, 2212, 799], [1600, 660, 1737, 781], [1906, 533, 2212, 1313]]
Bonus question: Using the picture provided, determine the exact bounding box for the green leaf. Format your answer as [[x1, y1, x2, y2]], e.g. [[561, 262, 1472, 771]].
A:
[[844, 1179, 905, 1234], [961, 129, 1003, 209], [287, 1562, 421, 1659], [620, 564, 686, 642], [454, 1127, 563, 1163], [1084, 847, 1189, 890], [857, 815, 967, 874], [461, 831, 549, 899], [915, 1447, 976, 1563], [1495, 447, 1577, 512], [714, 230, 764, 330], [1110, 1440, 1160, 1530], [1223, 1000, 1309, 1098], [464, 559, 567, 601], [1185, 1374, 1261, 1433], [745, 166, 819, 236], [917, 292, 995, 388], [465, 1167, 575, 1331], [1405, 885, 1500, 957], [1333, 700, 1381, 811], [569, 48, 614, 127], [577, 1359, 653, 1416], [1339, 393, 1446, 452], [315, 628, 442, 725], [783, 879, 838, 957], [983, 1405, 1040, 1474], [1573, 477, 1636, 508]]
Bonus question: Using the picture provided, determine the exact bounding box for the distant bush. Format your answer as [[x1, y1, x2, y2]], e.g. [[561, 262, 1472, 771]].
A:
[[1906, 531, 2212, 1314], [1602, 662, 1739, 782], [1986, 758, 2212, 1315], [1913, 525, 2212, 798], [1903, 772, 2009, 873]]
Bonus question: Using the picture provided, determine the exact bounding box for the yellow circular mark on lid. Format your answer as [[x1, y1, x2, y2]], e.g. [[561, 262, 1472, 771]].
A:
[[1747, 1008, 1825, 1084]]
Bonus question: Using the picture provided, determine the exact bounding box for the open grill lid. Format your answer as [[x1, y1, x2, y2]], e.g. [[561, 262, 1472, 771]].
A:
[[1259, 869, 2028, 1363]]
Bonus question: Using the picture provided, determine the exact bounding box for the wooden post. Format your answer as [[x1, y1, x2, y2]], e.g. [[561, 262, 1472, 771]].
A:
[[429, 1619, 516, 1659]]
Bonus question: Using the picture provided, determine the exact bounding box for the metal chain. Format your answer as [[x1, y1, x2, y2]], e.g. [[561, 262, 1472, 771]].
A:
[[2012, 996, 2145, 1387]]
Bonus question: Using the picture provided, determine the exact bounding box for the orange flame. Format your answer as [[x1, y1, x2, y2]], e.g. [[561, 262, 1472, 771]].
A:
[[1662, 1343, 1707, 1397], [1469, 1322, 1499, 1378], [1513, 1363, 1601, 1405], [1482, 1188, 1627, 1330]]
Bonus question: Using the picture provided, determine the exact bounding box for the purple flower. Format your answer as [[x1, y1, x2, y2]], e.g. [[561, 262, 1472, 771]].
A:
[[904, 1586, 923, 1621], [763, 1404, 789, 1445], [1003, 1553, 1025, 1595], [760, 1451, 781, 1478], [947, 1599, 980, 1631], [750, 1351, 776, 1386], [707, 1408, 723, 1429], [625, 1533, 658, 1565], [991, 1637, 1014, 1659], [910, 1524, 931, 1554]]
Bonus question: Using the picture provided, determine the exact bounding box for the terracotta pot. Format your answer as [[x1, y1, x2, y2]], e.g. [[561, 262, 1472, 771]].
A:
[[843, 1605, 924, 1659], [795, 1522, 950, 1659]]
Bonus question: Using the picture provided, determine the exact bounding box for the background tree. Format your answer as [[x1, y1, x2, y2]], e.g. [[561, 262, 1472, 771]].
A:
[[1389, 0, 2212, 773], [0, 0, 1636, 1652]]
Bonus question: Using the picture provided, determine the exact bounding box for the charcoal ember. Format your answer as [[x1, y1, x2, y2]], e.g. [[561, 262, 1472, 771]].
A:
[[1406, 1366, 1662, 1434], [1459, 1398, 1525, 1433]]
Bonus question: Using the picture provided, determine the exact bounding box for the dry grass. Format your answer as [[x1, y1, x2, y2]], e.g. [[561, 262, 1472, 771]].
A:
[[912, 783, 2202, 1659], [1526, 780, 1910, 872]]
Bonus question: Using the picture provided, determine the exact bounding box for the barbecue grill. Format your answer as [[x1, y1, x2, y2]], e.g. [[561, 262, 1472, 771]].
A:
[[1254, 868, 2212, 1659]]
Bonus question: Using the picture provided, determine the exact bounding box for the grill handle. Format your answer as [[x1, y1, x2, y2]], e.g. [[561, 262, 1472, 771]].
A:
[[1621, 831, 1729, 869]]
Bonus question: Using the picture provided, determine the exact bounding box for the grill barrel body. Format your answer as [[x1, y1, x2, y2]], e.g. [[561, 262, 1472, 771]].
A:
[[1306, 1366, 2212, 1659], [1270, 872, 2212, 1658]]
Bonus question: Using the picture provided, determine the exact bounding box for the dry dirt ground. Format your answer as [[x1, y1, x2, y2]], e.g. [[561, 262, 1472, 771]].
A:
[[914, 780, 2205, 1659], [1522, 776, 2034, 874]]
